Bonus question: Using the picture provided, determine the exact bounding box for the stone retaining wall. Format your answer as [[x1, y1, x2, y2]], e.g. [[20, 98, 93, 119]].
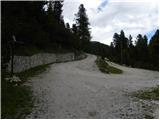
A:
[[7, 53, 85, 73]]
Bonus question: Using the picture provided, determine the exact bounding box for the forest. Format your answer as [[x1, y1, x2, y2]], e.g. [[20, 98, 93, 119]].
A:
[[109, 29, 159, 70], [2, 1, 159, 71]]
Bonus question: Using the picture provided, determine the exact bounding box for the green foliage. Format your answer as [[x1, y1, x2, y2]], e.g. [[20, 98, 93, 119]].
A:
[[134, 86, 159, 100], [87, 41, 110, 58], [2, 1, 81, 66], [75, 4, 91, 51], [53, 1, 64, 23], [107, 65, 123, 74], [148, 30, 159, 70], [96, 57, 123, 74], [1, 64, 50, 118], [96, 57, 109, 73], [110, 29, 159, 71], [15, 64, 50, 81], [1, 77, 33, 119]]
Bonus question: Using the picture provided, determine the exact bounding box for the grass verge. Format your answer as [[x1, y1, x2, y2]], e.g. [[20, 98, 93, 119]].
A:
[[95, 57, 122, 74], [1, 79, 33, 119], [15, 64, 50, 82], [134, 86, 159, 100], [1, 64, 50, 118]]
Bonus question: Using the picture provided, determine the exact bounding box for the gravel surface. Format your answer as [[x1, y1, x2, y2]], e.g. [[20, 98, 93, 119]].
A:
[[25, 54, 159, 119]]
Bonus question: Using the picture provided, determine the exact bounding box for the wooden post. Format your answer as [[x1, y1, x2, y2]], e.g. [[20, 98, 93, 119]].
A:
[[10, 35, 16, 77]]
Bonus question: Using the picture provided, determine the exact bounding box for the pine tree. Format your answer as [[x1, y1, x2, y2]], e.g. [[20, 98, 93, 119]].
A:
[[75, 4, 91, 50], [113, 33, 120, 49], [71, 24, 81, 50], [120, 30, 128, 49], [135, 34, 149, 66], [111, 30, 158, 70], [72, 24, 78, 35], [66, 23, 70, 30], [128, 35, 133, 48], [149, 29, 159, 69], [47, 1, 53, 16], [53, 0, 64, 23], [112, 32, 121, 62]]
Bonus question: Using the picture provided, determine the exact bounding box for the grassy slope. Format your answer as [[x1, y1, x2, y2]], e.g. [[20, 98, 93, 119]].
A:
[[1, 64, 50, 118]]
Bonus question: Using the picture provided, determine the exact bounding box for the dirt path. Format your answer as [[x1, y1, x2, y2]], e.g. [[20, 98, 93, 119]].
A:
[[25, 54, 158, 119]]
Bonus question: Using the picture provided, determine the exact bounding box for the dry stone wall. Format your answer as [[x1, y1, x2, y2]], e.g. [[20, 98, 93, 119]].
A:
[[7, 53, 85, 73]]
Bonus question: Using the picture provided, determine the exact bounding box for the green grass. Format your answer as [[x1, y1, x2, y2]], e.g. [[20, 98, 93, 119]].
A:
[[1, 78, 33, 119], [15, 64, 50, 81], [1, 64, 50, 118], [107, 65, 123, 74], [95, 57, 123, 74], [144, 114, 154, 119], [134, 86, 159, 100]]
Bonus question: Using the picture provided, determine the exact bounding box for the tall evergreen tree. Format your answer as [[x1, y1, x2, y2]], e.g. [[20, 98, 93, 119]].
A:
[[72, 24, 78, 35], [112, 32, 121, 63], [53, 0, 64, 23], [120, 30, 128, 64], [113, 33, 120, 49], [120, 30, 128, 49], [75, 4, 91, 50], [128, 35, 133, 48], [71, 24, 81, 50], [149, 29, 159, 69], [135, 34, 148, 63]]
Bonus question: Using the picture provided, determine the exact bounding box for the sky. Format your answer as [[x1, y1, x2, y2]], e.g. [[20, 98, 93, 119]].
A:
[[62, 0, 159, 45]]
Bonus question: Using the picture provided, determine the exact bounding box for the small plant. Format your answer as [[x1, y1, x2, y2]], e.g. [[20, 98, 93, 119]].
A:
[[134, 86, 159, 100], [5, 76, 22, 86]]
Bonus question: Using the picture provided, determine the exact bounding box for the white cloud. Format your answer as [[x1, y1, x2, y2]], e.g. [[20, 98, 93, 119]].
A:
[[62, 0, 159, 45]]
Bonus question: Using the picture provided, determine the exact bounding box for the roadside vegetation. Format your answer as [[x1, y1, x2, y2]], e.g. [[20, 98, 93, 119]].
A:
[[1, 78, 33, 119], [133, 86, 159, 119], [95, 57, 123, 74], [1, 64, 50, 118], [15, 64, 50, 81], [109, 30, 159, 71], [134, 86, 159, 100]]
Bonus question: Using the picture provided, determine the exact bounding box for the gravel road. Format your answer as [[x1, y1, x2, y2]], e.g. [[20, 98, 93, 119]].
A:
[[25, 54, 159, 119]]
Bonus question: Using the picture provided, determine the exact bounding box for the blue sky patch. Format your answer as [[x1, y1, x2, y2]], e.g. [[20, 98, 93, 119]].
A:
[[98, 0, 108, 12], [146, 28, 158, 42]]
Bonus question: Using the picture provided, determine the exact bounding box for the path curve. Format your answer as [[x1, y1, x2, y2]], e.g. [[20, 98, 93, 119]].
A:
[[25, 54, 158, 119]]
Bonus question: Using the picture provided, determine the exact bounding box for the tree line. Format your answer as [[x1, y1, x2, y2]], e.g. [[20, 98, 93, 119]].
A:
[[2, 1, 91, 67], [109, 30, 159, 70], [2, 1, 159, 71]]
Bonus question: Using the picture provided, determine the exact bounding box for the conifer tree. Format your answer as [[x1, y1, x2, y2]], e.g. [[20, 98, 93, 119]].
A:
[[75, 4, 91, 50], [53, 0, 64, 23]]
